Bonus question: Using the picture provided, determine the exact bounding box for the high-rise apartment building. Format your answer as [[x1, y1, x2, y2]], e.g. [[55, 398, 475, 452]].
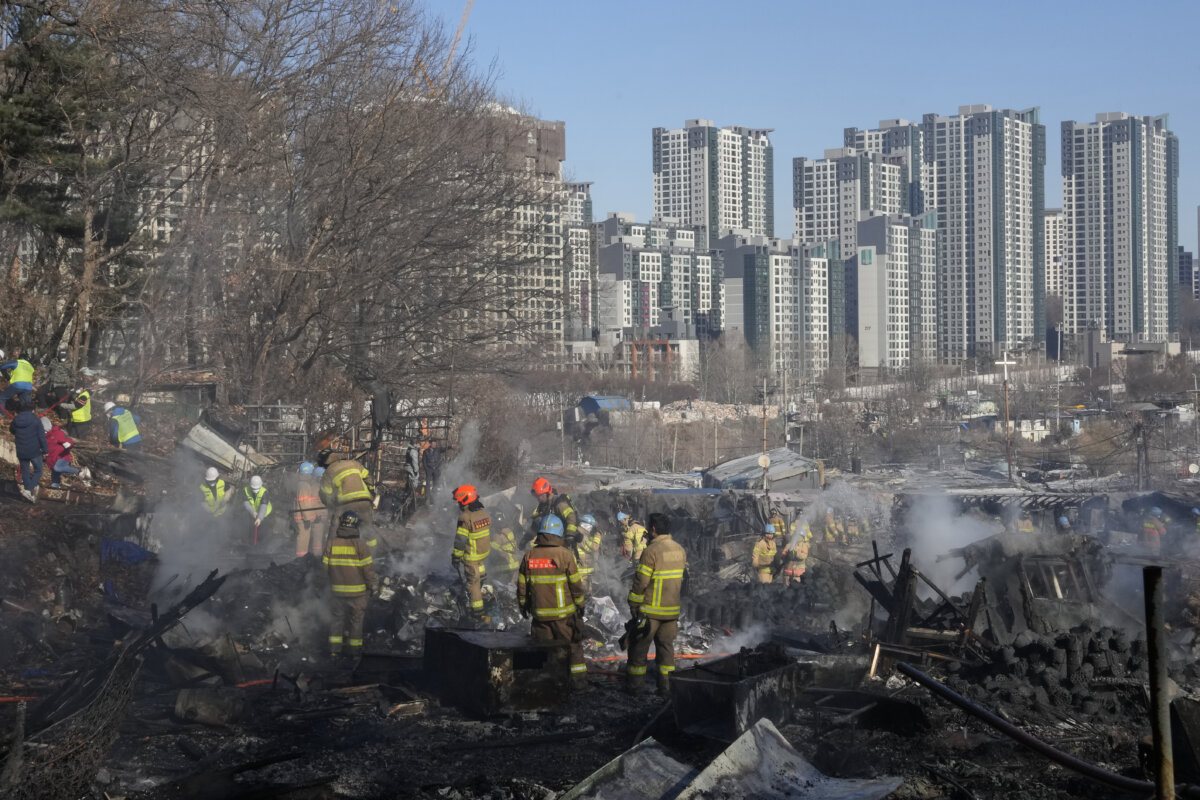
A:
[[850, 213, 939, 374], [593, 214, 717, 336], [1061, 113, 1178, 342], [926, 105, 1045, 363], [792, 148, 903, 253], [653, 119, 774, 243], [843, 119, 934, 215], [1042, 208, 1066, 299], [1179, 246, 1196, 301], [563, 182, 595, 337]]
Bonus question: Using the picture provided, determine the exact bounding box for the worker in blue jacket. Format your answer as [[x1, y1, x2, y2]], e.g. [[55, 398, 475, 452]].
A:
[[104, 401, 142, 449]]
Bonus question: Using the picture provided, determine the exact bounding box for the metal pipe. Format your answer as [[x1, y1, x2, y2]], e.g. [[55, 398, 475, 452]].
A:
[[896, 662, 1200, 798], [1145, 566, 1176, 799]]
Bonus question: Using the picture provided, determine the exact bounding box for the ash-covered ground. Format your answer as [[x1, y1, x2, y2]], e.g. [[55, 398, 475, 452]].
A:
[[0, 480, 1197, 800]]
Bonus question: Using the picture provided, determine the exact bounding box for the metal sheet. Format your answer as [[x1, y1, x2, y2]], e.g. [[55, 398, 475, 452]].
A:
[[423, 627, 570, 716], [558, 738, 696, 800]]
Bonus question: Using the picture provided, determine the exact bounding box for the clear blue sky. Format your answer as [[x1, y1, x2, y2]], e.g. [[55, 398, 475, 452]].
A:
[[424, 0, 1200, 250]]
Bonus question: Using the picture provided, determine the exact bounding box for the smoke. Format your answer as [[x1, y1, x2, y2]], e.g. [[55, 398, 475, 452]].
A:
[[710, 622, 770, 653], [900, 493, 997, 598]]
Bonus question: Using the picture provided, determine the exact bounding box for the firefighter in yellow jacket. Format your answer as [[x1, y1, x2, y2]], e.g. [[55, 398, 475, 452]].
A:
[[490, 516, 521, 582], [575, 514, 604, 593], [319, 449, 377, 550], [617, 511, 648, 563], [451, 485, 491, 619], [751, 523, 778, 583], [782, 521, 811, 585], [323, 510, 378, 658], [528, 477, 579, 547], [627, 512, 687, 696], [517, 514, 587, 688]]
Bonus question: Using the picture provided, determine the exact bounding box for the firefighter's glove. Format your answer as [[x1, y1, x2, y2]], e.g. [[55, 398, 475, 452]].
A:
[[378, 586, 395, 602]]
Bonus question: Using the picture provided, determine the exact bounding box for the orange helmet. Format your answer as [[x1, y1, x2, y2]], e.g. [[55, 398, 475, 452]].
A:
[[531, 477, 552, 496], [453, 485, 478, 506]]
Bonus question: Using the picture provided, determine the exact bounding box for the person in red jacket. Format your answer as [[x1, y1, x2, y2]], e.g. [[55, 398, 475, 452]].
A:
[[45, 420, 80, 488]]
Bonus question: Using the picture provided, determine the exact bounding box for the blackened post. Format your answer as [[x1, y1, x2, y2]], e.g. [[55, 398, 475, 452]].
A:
[[1145, 565, 1175, 799]]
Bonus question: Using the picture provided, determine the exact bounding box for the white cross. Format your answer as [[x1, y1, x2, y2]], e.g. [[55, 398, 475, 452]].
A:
[[997, 353, 1017, 382]]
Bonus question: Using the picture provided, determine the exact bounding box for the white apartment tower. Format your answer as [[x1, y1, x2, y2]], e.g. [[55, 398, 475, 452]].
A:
[[1043, 208, 1066, 299], [562, 182, 595, 337], [792, 148, 903, 253], [851, 213, 939, 373], [1061, 113, 1178, 342], [843, 119, 935, 215], [924, 105, 1046, 363], [653, 120, 774, 243]]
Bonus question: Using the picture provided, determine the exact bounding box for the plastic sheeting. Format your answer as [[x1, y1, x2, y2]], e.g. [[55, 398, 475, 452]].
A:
[[675, 718, 902, 800], [557, 738, 696, 800]]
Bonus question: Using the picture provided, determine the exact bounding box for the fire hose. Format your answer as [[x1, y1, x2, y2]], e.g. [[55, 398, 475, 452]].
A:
[[897, 661, 1200, 798]]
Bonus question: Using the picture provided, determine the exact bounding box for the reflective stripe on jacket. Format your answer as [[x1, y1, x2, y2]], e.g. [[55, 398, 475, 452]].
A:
[[453, 507, 491, 562], [294, 475, 323, 521], [6, 359, 33, 386], [517, 534, 584, 620], [628, 533, 686, 620], [70, 391, 91, 423], [323, 536, 376, 596], [576, 530, 603, 575], [493, 529, 519, 571], [621, 523, 647, 561], [752, 537, 777, 575], [322, 459, 372, 504]]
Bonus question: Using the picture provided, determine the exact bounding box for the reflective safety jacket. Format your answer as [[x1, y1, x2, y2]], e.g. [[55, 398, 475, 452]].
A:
[[3, 358, 34, 388], [70, 390, 91, 423], [321, 458, 372, 505], [201, 480, 231, 516], [629, 533, 686, 620], [111, 408, 141, 444], [1143, 515, 1167, 539], [323, 532, 377, 597], [768, 513, 786, 533], [822, 514, 842, 543], [492, 528, 520, 572], [517, 533, 584, 621], [751, 536, 777, 577], [531, 494, 579, 541], [453, 505, 491, 563], [244, 485, 273, 519], [1017, 518, 1035, 534], [621, 522, 648, 562], [294, 475, 324, 522], [576, 528, 604, 576]]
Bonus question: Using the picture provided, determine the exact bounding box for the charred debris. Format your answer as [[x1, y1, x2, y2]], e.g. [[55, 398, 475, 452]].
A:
[[3, 447, 1200, 799]]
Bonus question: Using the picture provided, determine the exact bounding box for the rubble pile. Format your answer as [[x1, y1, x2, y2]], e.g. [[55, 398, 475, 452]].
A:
[[659, 399, 779, 424]]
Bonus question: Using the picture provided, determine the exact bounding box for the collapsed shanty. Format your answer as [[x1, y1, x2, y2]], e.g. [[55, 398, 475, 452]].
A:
[[4, 418, 1200, 800]]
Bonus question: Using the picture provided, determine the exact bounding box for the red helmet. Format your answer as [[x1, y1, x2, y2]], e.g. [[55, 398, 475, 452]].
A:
[[531, 477, 552, 496], [453, 485, 478, 506]]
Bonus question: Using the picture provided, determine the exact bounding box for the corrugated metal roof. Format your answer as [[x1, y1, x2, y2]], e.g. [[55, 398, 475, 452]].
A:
[[702, 447, 820, 490]]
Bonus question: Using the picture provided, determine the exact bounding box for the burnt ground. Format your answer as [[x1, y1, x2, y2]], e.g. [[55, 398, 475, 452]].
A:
[[0, 495, 1187, 800]]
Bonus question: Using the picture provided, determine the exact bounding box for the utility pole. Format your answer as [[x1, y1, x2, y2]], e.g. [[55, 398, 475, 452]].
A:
[[997, 352, 1018, 483]]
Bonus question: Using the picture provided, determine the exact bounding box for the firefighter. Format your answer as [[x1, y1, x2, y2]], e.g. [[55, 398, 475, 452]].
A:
[[517, 514, 587, 688], [319, 449, 377, 550], [1142, 506, 1167, 555], [821, 507, 842, 544], [243, 475, 273, 543], [451, 484, 491, 620], [626, 512, 687, 697], [575, 513, 604, 592], [752, 523, 778, 583], [490, 514, 521, 582], [782, 521, 812, 585], [293, 462, 326, 558], [200, 467, 233, 517], [618, 511, 649, 563], [767, 507, 786, 535], [323, 510, 378, 659], [528, 477, 579, 548], [842, 515, 861, 542], [1017, 511, 1035, 535]]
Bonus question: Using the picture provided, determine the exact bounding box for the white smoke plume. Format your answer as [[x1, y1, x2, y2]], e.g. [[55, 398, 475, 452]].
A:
[[901, 493, 996, 598]]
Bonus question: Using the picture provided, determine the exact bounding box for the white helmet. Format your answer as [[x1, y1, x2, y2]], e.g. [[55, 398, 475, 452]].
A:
[[249, 475, 263, 490], [41, 417, 52, 433], [103, 401, 115, 414], [0, 349, 5, 360], [205, 467, 219, 482]]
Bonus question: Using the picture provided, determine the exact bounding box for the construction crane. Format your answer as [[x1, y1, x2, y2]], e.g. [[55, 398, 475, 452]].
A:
[[415, 0, 474, 97]]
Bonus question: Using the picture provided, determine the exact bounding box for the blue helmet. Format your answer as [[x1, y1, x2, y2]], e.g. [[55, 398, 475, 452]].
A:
[[540, 514, 564, 537], [299, 461, 314, 475], [764, 523, 776, 535], [1152, 507, 1163, 517], [1058, 516, 1070, 527], [1192, 508, 1199, 516], [616, 511, 628, 522], [580, 514, 596, 528], [314, 466, 326, 477]]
